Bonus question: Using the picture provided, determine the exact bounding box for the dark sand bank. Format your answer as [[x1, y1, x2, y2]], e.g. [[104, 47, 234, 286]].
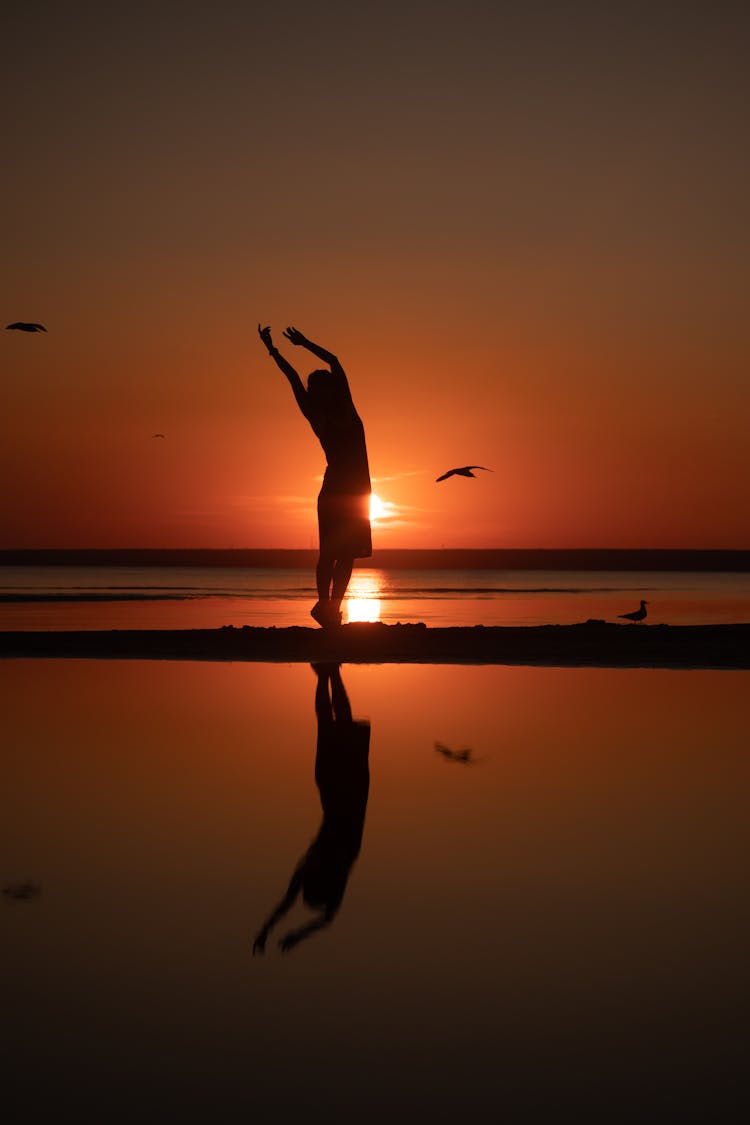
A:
[[1, 621, 748, 668], [3, 547, 750, 569]]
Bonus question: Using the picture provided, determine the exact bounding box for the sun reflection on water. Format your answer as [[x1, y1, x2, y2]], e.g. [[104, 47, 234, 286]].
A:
[[345, 570, 383, 623]]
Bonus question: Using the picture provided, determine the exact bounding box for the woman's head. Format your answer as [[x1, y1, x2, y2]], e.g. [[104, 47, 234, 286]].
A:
[[307, 369, 331, 395], [307, 369, 345, 413]]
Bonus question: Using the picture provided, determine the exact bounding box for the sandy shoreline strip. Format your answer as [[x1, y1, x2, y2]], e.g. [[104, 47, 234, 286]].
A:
[[1, 621, 748, 668]]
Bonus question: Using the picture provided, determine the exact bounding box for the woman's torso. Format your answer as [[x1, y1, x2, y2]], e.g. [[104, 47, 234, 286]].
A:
[[315, 413, 371, 495]]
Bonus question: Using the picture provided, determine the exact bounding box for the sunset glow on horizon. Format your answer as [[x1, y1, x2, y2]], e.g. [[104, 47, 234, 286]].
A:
[[369, 494, 384, 524], [344, 570, 382, 623], [3, 3, 748, 551]]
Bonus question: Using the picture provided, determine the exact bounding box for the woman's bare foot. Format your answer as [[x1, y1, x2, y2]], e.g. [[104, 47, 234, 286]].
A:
[[311, 601, 342, 628]]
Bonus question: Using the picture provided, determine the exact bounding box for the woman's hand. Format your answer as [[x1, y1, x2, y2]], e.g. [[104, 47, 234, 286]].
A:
[[282, 326, 308, 347], [258, 323, 274, 352]]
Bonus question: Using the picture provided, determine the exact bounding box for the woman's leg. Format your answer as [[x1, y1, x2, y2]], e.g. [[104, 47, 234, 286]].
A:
[[329, 664, 353, 724], [312, 551, 339, 625], [330, 557, 354, 617], [316, 552, 334, 602]]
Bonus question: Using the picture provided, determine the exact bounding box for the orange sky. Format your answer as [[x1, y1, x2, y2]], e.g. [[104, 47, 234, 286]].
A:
[[3, 2, 749, 549]]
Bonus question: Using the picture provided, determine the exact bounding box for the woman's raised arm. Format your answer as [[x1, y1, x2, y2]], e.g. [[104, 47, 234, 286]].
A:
[[282, 325, 343, 372], [258, 323, 310, 418], [282, 325, 355, 408]]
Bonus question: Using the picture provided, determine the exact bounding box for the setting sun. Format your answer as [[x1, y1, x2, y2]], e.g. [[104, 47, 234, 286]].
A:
[[344, 570, 383, 623], [370, 493, 384, 522]]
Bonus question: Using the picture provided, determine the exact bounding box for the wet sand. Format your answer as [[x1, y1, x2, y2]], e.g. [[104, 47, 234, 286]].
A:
[[1, 620, 748, 667]]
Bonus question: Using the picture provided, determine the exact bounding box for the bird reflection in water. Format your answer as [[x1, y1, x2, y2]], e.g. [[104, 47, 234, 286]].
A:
[[253, 664, 370, 954], [3, 880, 42, 902]]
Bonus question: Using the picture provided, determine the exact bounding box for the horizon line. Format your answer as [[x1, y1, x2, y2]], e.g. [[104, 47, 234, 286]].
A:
[[3, 546, 750, 554], [2, 546, 749, 574]]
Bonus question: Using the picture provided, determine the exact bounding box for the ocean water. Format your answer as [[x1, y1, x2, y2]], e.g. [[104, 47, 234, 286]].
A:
[[1, 564, 749, 630], [3, 659, 748, 1119]]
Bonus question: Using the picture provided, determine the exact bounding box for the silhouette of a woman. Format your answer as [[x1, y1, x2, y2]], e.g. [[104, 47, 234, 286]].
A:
[[258, 324, 372, 627], [252, 664, 370, 953]]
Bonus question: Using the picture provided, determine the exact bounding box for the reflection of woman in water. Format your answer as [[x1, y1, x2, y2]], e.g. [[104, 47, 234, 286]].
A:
[[258, 324, 372, 627], [253, 664, 371, 954]]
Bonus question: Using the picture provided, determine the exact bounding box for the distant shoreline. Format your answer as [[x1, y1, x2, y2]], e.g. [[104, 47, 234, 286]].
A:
[[2, 622, 748, 668], [2, 548, 750, 571]]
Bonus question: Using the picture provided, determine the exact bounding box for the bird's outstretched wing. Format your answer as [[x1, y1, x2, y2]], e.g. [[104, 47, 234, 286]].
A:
[[6, 322, 47, 332], [435, 465, 493, 482], [434, 741, 474, 763]]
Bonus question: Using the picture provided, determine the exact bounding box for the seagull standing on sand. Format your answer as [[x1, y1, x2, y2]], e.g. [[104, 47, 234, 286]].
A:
[[6, 322, 47, 332], [435, 465, 493, 482], [618, 599, 649, 623]]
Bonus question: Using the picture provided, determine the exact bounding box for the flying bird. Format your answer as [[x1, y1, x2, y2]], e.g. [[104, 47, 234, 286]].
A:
[[6, 322, 47, 332], [435, 465, 493, 482], [618, 599, 648, 623], [152, 433, 165, 438], [435, 742, 474, 764]]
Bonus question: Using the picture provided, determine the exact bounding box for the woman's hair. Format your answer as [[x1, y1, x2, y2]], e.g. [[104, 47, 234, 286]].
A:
[[307, 369, 333, 394], [307, 369, 347, 415]]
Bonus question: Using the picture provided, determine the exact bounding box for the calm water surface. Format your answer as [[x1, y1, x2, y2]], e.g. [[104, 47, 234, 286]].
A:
[[2, 565, 749, 628], [2, 660, 748, 1119]]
